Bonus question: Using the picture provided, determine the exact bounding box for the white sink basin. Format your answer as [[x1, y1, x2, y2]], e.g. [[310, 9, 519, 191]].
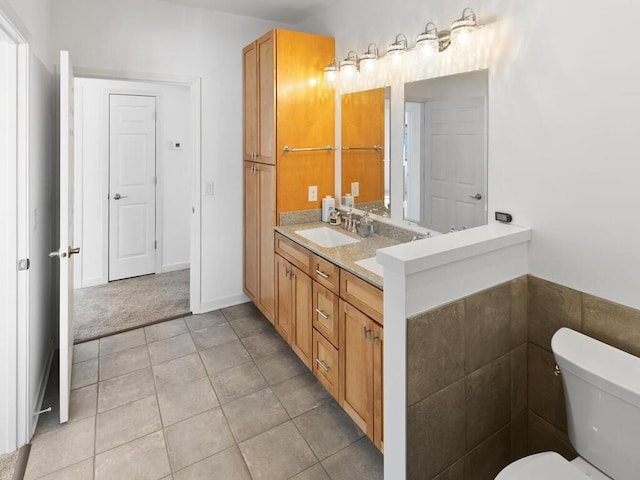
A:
[[295, 227, 360, 248], [354, 256, 384, 278]]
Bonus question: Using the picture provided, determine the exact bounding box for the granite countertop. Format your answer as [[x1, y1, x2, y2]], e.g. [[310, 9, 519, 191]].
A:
[[275, 221, 401, 289]]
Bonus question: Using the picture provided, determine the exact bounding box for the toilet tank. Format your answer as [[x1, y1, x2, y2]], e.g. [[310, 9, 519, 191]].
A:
[[552, 328, 640, 480]]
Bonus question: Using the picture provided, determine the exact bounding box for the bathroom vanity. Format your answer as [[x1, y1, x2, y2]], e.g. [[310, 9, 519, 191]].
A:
[[272, 222, 398, 451]]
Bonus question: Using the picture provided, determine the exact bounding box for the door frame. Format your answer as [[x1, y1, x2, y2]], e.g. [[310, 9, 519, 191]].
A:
[[0, 3, 31, 453], [106, 92, 160, 281], [75, 68, 203, 313]]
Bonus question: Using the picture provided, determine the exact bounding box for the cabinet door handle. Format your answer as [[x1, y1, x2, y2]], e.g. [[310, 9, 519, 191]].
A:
[[363, 326, 371, 339], [315, 269, 329, 279], [315, 308, 329, 320], [315, 358, 330, 372], [370, 333, 378, 345]]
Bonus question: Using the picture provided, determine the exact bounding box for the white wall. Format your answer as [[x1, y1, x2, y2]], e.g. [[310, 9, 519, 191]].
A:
[[51, 0, 291, 310], [74, 77, 192, 287], [1, 0, 50, 66], [301, 0, 640, 311]]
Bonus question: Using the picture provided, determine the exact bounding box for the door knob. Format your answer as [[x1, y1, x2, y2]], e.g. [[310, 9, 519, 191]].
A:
[[68, 247, 80, 257], [113, 193, 128, 200], [469, 193, 483, 200]]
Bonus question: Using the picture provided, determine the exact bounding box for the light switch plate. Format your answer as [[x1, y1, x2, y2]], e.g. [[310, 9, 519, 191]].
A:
[[351, 182, 359, 197], [308, 185, 318, 202]]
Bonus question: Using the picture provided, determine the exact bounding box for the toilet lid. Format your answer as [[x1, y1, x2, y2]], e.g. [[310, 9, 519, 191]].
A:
[[495, 452, 588, 480]]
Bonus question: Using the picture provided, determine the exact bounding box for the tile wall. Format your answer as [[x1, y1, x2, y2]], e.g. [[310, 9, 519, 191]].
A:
[[407, 275, 640, 479]]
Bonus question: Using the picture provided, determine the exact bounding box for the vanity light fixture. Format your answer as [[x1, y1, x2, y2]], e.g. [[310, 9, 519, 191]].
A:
[[323, 57, 339, 83], [387, 33, 408, 64], [450, 7, 481, 48], [360, 43, 378, 73], [415, 22, 439, 56], [340, 51, 359, 78]]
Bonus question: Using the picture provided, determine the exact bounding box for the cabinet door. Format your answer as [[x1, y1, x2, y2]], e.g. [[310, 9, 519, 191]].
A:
[[372, 322, 384, 452], [243, 162, 259, 301], [257, 163, 275, 322], [242, 42, 257, 161], [339, 300, 373, 434], [312, 282, 339, 347], [290, 265, 312, 368], [257, 32, 274, 164], [275, 255, 292, 342]]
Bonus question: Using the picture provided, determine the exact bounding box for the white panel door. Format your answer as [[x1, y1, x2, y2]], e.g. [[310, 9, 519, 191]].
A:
[[109, 95, 156, 281], [56, 50, 79, 423], [424, 96, 486, 232]]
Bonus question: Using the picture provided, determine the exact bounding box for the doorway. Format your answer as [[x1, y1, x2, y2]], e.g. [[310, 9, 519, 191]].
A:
[[72, 76, 200, 342]]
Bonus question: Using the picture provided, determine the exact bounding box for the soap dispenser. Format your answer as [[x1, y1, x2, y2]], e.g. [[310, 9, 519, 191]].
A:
[[359, 212, 374, 238]]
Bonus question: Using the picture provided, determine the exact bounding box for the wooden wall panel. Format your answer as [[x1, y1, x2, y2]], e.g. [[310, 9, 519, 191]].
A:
[[276, 29, 335, 213]]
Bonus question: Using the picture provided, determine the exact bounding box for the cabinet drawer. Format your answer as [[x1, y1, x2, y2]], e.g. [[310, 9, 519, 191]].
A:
[[340, 270, 383, 325], [275, 233, 311, 274], [312, 282, 339, 347], [311, 254, 340, 294], [312, 329, 339, 400]]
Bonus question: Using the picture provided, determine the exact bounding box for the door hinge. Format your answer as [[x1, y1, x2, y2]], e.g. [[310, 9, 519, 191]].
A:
[[18, 258, 30, 271], [154, 240, 158, 250], [153, 176, 158, 185]]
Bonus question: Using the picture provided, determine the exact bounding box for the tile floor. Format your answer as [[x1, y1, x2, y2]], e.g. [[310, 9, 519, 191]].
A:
[[27, 303, 383, 480]]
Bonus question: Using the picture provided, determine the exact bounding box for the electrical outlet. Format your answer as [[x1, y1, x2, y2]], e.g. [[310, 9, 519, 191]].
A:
[[205, 182, 214, 196], [308, 185, 318, 202], [351, 182, 360, 197]]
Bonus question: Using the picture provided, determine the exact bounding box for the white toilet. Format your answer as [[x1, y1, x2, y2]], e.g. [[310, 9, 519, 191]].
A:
[[496, 327, 640, 480]]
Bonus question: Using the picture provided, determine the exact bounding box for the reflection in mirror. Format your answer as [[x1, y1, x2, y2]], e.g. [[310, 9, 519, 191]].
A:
[[404, 70, 488, 233], [341, 87, 390, 215]]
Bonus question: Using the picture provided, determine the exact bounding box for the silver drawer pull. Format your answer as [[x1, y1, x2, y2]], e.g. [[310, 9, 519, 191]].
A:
[[315, 358, 330, 372], [315, 269, 330, 279], [315, 308, 329, 320]]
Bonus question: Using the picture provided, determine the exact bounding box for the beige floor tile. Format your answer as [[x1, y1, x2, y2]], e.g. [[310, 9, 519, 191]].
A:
[[95, 430, 171, 480], [97, 367, 156, 413], [199, 340, 252, 376], [185, 311, 227, 331], [229, 315, 274, 339], [96, 395, 162, 453], [321, 437, 384, 480], [294, 401, 364, 460], [273, 373, 331, 418], [148, 333, 197, 365], [35, 383, 98, 435], [173, 446, 251, 480], [98, 344, 150, 381], [37, 458, 94, 480], [99, 328, 147, 356], [191, 323, 238, 351], [241, 331, 289, 359], [255, 349, 307, 385], [290, 464, 331, 480], [71, 358, 98, 390], [238, 421, 316, 480], [222, 388, 289, 442], [211, 362, 268, 404], [157, 377, 218, 426], [145, 318, 188, 343], [24, 417, 95, 480], [73, 340, 99, 364], [152, 353, 207, 390], [165, 408, 235, 471], [222, 303, 260, 322]]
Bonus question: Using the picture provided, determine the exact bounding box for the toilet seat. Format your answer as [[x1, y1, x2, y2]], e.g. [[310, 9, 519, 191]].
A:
[[495, 452, 588, 480]]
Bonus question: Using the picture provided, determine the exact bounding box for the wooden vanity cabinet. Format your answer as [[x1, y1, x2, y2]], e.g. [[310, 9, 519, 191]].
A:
[[243, 161, 275, 323], [339, 300, 384, 450], [275, 254, 312, 368], [243, 31, 274, 164], [312, 282, 339, 347]]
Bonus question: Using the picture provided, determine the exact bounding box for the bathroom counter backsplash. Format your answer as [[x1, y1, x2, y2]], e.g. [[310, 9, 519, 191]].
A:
[[275, 221, 401, 289]]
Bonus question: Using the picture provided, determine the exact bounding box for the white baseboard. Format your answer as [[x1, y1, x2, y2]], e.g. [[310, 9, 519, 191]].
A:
[[79, 277, 107, 289], [161, 262, 190, 273], [199, 293, 250, 314]]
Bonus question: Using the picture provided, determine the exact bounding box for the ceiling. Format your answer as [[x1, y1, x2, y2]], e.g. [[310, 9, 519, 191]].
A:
[[158, 0, 338, 24]]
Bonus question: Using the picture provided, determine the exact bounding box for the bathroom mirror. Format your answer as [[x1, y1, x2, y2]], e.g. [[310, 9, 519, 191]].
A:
[[341, 86, 390, 215], [404, 70, 488, 233]]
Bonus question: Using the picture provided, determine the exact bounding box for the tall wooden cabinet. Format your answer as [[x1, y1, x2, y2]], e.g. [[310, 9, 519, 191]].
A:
[[242, 29, 335, 323]]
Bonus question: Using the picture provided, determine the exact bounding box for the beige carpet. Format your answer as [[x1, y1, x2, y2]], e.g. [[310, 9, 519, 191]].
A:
[[73, 269, 190, 343], [0, 449, 19, 480]]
